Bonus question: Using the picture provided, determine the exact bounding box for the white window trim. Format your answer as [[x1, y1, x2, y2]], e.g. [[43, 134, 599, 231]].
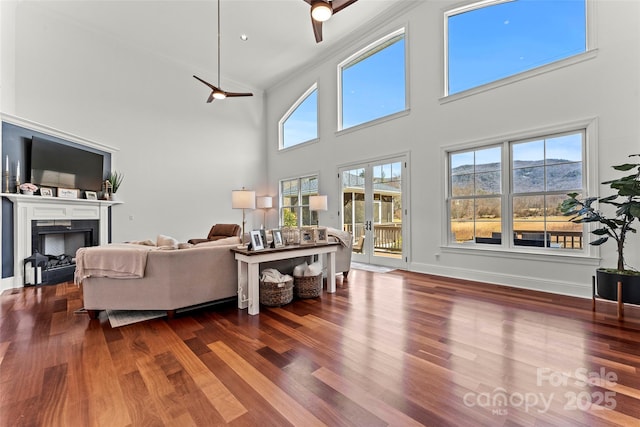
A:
[[278, 83, 319, 151], [442, 0, 597, 101], [337, 26, 408, 132], [440, 117, 600, 264]]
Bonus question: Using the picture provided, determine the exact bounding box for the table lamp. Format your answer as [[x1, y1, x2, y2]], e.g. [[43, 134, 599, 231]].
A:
[[232, 188, 256, 247], [309, 195, 328, 226], [256, 196, 273, 228]]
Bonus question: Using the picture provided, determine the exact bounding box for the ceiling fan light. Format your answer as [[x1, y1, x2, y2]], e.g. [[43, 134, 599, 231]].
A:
[[213, 91, 226, 100], [311, 1, 333, 22]]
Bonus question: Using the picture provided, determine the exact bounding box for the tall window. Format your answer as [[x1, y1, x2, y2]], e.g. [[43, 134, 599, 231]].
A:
[[339, 28, 406, 130], [512, 132, 583, 248], [449, 146, 502, 244], [448, 130, 585, 250], [280, 85, 318, 149], [446, 0, 587, 95], [280, 175, 318, 227]]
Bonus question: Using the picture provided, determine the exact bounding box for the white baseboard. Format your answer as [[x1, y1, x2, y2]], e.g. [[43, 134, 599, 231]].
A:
[[408, 262, 592, 299], [1, 276, 22, 293]]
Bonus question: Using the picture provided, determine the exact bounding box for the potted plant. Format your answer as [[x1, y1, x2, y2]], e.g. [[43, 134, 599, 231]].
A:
[[107, 171, 124, 200], [561, 154, 640, 303]]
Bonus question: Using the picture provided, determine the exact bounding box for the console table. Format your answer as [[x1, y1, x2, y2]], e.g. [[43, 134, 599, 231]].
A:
[[231, 243, 339, 315]]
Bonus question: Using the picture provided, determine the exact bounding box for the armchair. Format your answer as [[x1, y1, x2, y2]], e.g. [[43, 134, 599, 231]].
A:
[[188, 223, 241, 245]]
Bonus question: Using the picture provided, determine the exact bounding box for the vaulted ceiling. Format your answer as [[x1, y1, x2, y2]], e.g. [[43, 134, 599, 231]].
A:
[[31, 0, 413, 93]]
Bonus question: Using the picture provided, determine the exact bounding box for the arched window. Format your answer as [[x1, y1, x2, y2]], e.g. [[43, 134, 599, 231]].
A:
[[339, 28, 406, 130], [280, 84, 318, 150]]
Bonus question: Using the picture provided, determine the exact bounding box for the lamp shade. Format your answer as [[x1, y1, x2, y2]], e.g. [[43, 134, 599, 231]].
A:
[[309, 195, 328, 211], [256, 196, 273, 209], [232, 189, 256, 209]]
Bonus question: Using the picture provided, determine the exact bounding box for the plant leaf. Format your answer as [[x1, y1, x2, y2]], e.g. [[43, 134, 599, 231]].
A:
[[612, 163, 639, 171], [590, 236, 609, 246]]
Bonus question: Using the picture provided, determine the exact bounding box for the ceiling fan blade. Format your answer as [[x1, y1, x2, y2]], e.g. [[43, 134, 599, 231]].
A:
[[193, 75, 221, 92], [332, 0, 358, 14], [225, 92, 253, 98], [311, 15, 323, 43], [207, 92, 215, 103]]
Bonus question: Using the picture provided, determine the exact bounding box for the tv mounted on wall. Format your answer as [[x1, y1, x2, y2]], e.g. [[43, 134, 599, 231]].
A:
[[30, 137, 105, 192]]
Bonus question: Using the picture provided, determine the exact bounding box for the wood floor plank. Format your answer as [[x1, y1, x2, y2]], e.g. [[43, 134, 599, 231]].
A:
[[2, 270, 640, 426], [208, 340, 327, 426]]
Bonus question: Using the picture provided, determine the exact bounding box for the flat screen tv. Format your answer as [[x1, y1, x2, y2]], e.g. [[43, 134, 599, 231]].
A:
[[30, 137, 104, 192]]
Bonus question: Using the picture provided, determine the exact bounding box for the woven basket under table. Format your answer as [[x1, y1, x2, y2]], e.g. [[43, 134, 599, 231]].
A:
[[294, 273, 323, 298], [259, 279, 294, 307]]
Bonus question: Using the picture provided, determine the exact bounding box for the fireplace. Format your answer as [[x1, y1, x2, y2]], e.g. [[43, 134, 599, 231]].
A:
[[30, 219, 99, 285]]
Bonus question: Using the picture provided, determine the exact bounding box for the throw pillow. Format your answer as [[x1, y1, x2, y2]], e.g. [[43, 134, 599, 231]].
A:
[[129, 239, 156, 246], [157, 234, 179, 249]]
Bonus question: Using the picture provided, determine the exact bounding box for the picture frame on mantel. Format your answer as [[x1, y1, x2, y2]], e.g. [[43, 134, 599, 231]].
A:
[[58, 188, 79, 199], [39, 188, 53, 197], [85, 191, 97, 200]]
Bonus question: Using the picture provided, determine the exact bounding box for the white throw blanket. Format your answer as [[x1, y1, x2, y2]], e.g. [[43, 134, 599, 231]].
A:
[[327, 227, 352, 248], [260, 268, 292, 286], [74, 243, 156, 285]]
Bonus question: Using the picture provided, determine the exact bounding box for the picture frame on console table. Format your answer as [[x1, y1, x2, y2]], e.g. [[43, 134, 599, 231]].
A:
[[85, 191, 97, 200], [299, 228, 314, 245], [314, 227, 328, 244], [272, 229, 284, 248], [250, 230, 265, 250], [58, 188, 79, 199]]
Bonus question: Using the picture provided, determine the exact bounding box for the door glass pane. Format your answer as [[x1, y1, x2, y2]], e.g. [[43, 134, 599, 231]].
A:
[[373, 161, 402, 259], [342, 169, 366, 254]]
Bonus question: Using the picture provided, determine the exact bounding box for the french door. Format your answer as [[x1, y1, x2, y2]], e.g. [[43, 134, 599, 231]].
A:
[[339, 155, 408, 269]]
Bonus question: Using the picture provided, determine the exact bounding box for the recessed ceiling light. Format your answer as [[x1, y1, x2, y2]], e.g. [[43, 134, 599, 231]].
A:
[[240, 34, 248, 41]]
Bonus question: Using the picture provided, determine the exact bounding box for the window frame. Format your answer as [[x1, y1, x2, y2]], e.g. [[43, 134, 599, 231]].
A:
[[442, 118, 599, 262], [278, 83, 319, 151], [442, 0, 597, 101], [337, 27, 409, 132], [279, 174, 319, 227]]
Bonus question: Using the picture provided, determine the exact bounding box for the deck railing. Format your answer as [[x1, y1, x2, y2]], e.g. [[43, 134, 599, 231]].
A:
[[343, 224, 583, 251], [344, 223, 402, 252]]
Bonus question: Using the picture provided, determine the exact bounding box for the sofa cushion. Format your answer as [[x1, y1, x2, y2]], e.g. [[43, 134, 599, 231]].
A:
[[196, 236, 241, 247]]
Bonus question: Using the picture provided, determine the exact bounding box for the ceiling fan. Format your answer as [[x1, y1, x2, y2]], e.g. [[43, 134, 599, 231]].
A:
[[193, 0, 252, 102], [304, 0, 359, 43]]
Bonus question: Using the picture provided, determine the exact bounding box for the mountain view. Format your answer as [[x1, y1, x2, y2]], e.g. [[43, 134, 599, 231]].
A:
[[451, 160, 582, 195]]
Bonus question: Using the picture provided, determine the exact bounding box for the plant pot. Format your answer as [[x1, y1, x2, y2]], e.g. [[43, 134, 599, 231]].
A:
[[596, 269, 640, 304]]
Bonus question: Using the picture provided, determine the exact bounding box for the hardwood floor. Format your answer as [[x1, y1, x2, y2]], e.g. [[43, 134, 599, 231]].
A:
[[1, 269, 640, 426]]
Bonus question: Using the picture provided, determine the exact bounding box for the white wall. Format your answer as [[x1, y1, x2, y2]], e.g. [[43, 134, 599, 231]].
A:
[[2, 1, 266, 246], [265, 0, 640, 298]]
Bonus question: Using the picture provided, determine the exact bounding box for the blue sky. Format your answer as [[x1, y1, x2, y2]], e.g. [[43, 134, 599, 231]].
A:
[[448, 0, 586, 94]]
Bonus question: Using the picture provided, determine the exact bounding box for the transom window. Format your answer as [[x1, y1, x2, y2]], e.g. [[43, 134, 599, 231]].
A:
[[279, 84, 318, 150], [339, 28, 406, 130], [448, 130, 585, 250], [280, 175, 319, 227], [446, 0, 587, 95]]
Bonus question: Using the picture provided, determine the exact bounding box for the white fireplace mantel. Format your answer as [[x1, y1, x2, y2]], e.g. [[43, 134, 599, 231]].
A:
[[2, 193, 121, 289]]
